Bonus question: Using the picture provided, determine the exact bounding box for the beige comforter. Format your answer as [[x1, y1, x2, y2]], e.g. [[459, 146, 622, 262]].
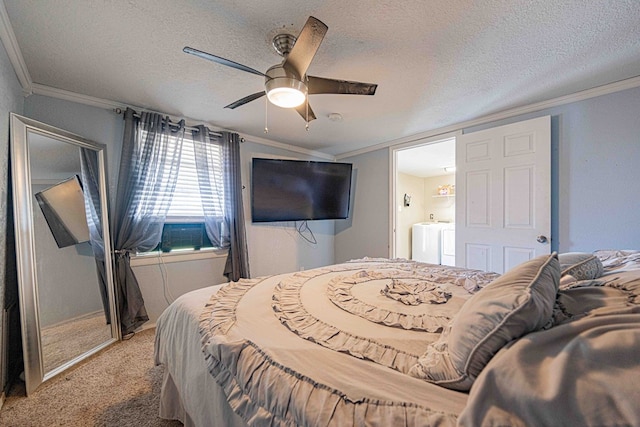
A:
[[157, 253, 640, 426], [196, 258, 497, 426]]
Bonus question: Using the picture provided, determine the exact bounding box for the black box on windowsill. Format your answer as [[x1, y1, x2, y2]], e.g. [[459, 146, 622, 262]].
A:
[[159, 223, 207, 252]]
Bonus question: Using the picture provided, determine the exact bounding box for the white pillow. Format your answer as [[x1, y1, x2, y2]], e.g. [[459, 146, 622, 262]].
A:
[[409, 253, 560, 391]]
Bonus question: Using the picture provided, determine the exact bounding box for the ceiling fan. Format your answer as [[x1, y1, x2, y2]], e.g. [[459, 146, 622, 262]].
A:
[[183, 16, 378, 122]]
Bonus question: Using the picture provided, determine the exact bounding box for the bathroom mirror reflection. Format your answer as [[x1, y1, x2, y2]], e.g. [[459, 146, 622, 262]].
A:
[[10, 113, 120, 394]]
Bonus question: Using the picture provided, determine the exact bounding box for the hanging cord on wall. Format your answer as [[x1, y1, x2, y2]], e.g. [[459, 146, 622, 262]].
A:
[[296, 220, 317, 244], [157, 251, 176, 305]]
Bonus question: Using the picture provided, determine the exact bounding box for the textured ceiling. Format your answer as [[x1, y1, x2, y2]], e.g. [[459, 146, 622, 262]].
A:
[[4, 0, 640, 156], [397, 138, 456, 178]]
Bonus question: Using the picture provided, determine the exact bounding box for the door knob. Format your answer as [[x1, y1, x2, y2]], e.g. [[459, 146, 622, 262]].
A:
[[536, 235, 548, 244]]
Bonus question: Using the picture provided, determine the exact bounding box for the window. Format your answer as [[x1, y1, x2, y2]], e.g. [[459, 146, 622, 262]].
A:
[[141, 129, 226, 253], [165, 133, 207, 219]]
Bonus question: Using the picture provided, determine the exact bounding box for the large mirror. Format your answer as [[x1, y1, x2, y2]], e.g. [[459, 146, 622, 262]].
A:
[[10, 113, 120, 395]]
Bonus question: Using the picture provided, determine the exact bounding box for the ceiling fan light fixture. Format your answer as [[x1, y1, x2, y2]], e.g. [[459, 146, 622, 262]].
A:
[[185, 16, 377, 119], [266, 77, 307, 108]]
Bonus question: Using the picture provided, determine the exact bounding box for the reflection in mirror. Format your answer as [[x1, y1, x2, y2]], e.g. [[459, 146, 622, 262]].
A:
[[10, 114, 119, 394]]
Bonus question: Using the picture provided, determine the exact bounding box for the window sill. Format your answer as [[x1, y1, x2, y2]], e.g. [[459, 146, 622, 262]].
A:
[[130, 248, 228, 267]]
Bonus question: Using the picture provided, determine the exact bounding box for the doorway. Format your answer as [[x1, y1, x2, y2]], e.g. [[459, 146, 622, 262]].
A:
[[391, 134, 457, 264]]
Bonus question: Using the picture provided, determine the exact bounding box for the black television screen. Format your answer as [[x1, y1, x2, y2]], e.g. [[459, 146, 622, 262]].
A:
[[34, 175, 90, 248], [251, 158, 353, 222]]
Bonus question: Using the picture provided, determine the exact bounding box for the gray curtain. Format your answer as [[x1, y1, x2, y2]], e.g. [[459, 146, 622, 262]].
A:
[[192, 125, 227, 247], [192, 127, 249, 281], [79, 148, 109, 323], [114, 108, 185, 334], [221, 132, 250, 281]]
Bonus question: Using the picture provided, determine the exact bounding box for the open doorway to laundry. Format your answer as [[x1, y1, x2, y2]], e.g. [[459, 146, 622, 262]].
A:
[[391, 135, 457, 265]]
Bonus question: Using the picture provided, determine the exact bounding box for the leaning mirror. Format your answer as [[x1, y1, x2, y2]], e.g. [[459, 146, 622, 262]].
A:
[[10, 113, 120, 395]]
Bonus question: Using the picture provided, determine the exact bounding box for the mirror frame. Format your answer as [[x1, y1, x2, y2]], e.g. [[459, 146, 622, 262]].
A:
[[10, 113, 120, 394]]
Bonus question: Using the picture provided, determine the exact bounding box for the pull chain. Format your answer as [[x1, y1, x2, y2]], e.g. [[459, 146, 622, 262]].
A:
[[305, 94, 310, 131], [264, 96, 269, 134]]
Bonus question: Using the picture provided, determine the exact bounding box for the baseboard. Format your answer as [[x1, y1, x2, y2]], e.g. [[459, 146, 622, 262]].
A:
[[131, 321, 156, 335], [139, 322, 156, 332]]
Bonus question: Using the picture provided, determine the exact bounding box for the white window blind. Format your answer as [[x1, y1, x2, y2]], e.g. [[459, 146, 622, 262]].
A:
[[139, 130, 225, 223], [167, 138, 204, 219]]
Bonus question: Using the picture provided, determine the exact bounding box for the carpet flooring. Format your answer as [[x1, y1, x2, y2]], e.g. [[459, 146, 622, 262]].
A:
[[41, 311, 112, 374], [0, 328, 182, 426]]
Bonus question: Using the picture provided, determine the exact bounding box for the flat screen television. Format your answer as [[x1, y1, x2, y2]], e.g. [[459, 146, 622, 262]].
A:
[[251, 158, 353, 222], [34, 175, 91, 248]]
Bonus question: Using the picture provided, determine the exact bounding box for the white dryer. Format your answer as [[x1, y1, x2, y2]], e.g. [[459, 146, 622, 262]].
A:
[[411, 222, 444, 264], [440, 223, 456, 266]]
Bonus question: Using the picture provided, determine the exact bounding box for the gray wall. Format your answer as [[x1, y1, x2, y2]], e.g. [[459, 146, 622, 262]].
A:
[[1, 38, 25, 396], [336, 86, 640, 260], [241, 140, 336, 277], [23, 95, 124, 210], [335, 148, 390, 263], [20, 95, 337, 325], [31, 184, 104, 326], [7, 72, 640, 335], [463, 86, 640, 252], [133, 139, 337, 325]]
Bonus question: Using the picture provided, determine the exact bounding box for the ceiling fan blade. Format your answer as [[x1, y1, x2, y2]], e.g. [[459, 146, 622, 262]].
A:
[[283, 16, 328, 78], [224, 91, 266, 109], [294, 102, 317, 122], [183, 46, 265, 77], [307, 76, 378, 95]]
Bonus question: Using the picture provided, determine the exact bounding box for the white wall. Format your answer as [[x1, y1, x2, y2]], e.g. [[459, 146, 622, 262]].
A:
[[423, 174, 455, 223], [395, 173, 425, 260], [395, 173, 455, 259]]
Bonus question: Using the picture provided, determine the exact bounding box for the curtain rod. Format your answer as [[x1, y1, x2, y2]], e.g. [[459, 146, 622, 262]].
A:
[[113, 107, 223, 138]]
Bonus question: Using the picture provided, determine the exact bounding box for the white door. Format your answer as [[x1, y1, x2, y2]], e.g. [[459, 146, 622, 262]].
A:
[[455, 116, 551, 274]]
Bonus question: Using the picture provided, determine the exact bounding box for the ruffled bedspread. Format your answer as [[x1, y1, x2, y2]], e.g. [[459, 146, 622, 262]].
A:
[[196, 253, 640, 426], [198, 258, 498, 426]]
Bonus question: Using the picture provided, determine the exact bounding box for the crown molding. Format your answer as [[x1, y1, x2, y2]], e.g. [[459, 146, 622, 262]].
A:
[[336, 75, 640, 160], [0, 0, 32, 95], [31, 83, 123, 110], [238, 132, 335, 160], [16, 74, 640, 163], [29, 73, 640, 163], [29, 82, 333, 160]]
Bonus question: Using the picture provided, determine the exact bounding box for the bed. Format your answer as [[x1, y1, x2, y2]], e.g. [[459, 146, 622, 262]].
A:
[[154, 251, 640, 426]]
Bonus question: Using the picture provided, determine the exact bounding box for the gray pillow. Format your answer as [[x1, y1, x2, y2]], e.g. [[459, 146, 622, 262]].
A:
[[409, 253, 560, 391], [558, 252, 604, 281]]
